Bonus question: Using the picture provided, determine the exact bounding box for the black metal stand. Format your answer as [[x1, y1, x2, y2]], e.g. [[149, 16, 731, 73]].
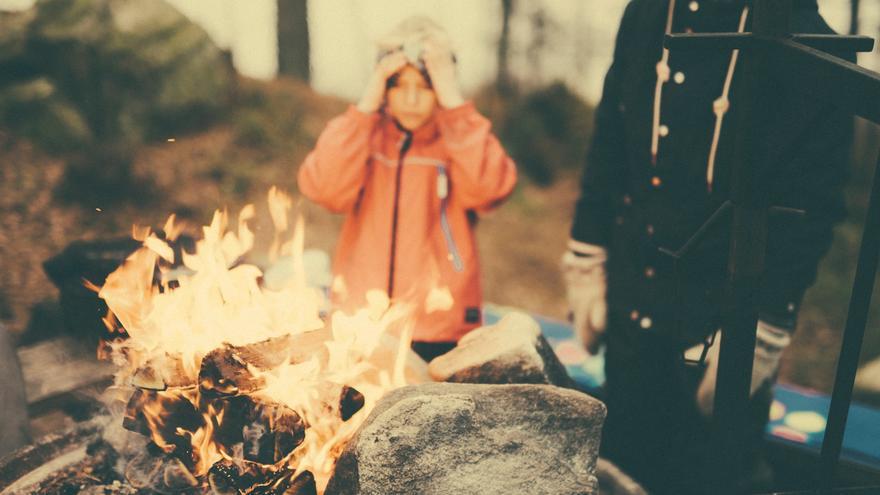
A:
[[663, 0, 880, 491]]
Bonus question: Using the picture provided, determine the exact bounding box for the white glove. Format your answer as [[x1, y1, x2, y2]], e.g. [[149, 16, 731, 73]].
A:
[[691, 320, 792, 417], [562, 239, 608, 355]]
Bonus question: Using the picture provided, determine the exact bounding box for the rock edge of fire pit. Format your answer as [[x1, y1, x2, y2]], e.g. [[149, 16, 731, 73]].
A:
[[325, 382, 606, 495], [427, 312, 576, 389], [0, 417, 105, 494]]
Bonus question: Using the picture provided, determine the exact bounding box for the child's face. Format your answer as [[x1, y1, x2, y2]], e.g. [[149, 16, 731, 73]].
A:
[[386, 65, 437, 131]]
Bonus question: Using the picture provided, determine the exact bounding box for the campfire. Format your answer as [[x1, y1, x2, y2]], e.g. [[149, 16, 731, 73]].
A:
[[1, 187, 608, 495], [95, 188, 427, 494]]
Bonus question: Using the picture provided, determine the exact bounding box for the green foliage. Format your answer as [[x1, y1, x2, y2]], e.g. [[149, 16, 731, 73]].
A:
[[0, 0, 234, 152], [478, 82, 594, 186], [234, 111, 273, 148], [791, 120, 880, 396], [54, 143, 158, 206], [231, 82, 307, 152], [0, 78, 93, 153]]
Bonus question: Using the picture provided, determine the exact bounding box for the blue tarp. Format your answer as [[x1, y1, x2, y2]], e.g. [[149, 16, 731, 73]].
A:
[[483, 306, 880, 471]]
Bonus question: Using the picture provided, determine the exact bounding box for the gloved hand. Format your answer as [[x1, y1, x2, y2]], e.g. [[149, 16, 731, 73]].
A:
[[691, 320, 792, 417], [561, 240, 608, 355]]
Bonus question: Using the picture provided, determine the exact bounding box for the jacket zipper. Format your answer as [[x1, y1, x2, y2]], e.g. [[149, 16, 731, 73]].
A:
[[387, 132, 413, 297], [436, 166, 464, 272]]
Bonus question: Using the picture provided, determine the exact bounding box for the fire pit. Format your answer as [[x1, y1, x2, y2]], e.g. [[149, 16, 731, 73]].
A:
[[3, 188, 609, 494]]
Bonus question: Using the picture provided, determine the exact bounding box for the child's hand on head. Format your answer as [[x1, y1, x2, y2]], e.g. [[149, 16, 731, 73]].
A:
[[358, 51, 408, 114], [422, 40, 464, 109]]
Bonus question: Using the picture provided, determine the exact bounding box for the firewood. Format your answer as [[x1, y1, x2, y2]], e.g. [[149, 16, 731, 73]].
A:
[[207, 461, 241, 494], [232, 328, 331, 369], [208, 460, 296, 495], [199, 345, 264, 397], [339, 385, 364, 421], [247, 467, 295, 494], [122, 389, 153, 436], [131, 363, 165, 391], [199, 329, 331, 397], [122, 387, 205, 470], [124, 452, 197, 491], [131, 353, 191, 390], [287, 471, 317, 495], [214, 395, 307, 466], [161, 456, 199, 490]]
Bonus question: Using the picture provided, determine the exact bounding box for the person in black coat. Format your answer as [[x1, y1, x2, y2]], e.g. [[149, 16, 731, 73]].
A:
[[563, 1, 852, 492]]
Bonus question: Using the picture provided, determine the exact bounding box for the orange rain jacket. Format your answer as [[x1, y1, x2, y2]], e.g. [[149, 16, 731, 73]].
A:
[[298, 102, 517, 342]]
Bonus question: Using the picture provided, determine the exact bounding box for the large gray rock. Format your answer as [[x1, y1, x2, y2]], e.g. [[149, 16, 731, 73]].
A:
[[0, 0, 233, 150], [325, 382, 606, 495], [428, 312, 575, 388]]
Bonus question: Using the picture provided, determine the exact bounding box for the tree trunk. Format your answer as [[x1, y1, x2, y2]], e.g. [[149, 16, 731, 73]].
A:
[[497, 0, 515, 96], [277, 0, 310, 81], [850, 0, 860, 35]]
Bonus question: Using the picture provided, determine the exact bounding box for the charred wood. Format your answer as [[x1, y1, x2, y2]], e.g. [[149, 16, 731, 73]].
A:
[[208, 461, 242, 494], [130, 363, 165, 391], [288, 470, 317, 495], [161, 455, 199, 490], [214, 395, 307, 465], [339, 386, 364, 421], [208, 460, 300, 495], [199, 329, 331, 397], [131, 354, 191, 391], [124, 452, 197, 492], [121, 388, 205, 469]]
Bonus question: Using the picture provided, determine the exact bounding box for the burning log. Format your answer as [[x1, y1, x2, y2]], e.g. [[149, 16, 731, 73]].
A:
[[124, 451, 198, 492], [199, 329, 331, 397], [131, 353, 191, 391], [213, 395, 307, 465], [288, 471, 318, 495], [305, 382, 367, 422], [161, 455, 200, 490], [244, 398, 306, 465], [121, 389, 153, 437], [122, 389, 203, 438], [199, 346, 263, 397], [122, 388, 205, 470], [207, 461, 240, 494], [130, 364, 165, 391], [339, 385, 364, 421], [247, 468, 295, 495], [207, 460, 312, 495]]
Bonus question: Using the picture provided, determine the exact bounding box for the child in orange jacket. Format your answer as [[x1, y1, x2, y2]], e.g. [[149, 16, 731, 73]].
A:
[[298, 17, 517, 361]]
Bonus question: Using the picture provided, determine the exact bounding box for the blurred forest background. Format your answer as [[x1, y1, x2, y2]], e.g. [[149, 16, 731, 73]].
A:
[[1, 0, 879, 403]]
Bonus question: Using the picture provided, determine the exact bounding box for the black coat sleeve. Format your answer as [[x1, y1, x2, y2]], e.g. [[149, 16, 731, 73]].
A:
[[757, 12, 854, 329], [759, 102, 852, 328], [569, 2, 637, 247]]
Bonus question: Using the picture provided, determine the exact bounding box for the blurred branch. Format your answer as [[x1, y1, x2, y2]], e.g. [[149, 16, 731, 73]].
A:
[[277, 0, 310, 82], [496, 0, 515, 96], [850, 0, 860, 36]]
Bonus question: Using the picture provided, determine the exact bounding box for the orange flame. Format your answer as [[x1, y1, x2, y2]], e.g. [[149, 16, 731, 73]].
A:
[[100, 188, 428, 492]]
